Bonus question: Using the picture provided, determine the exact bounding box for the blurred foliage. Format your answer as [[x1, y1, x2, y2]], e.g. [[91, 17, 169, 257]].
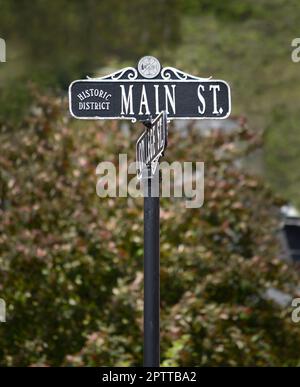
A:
[[264, 108, 300, 209], [0, 92, 299, 366], [0, 0, 181, 124], [0, 0, 300, 367], [0, 0, 181, 87], [1, 0, 300, 207], [182, 0, 263, 21], [168, 0, 300, 209], [0, 81, 34, 124]]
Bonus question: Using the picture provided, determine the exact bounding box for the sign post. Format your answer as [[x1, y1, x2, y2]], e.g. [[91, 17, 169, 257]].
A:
[[136, 111, 168, 366], [143, 167, 160, 367], [69, 56, 231, 367]]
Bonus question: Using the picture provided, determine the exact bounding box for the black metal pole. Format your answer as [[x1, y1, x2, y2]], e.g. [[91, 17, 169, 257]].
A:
[[144, 172, 160, 367]]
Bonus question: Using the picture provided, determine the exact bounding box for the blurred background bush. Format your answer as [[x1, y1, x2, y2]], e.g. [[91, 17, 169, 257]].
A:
[[0, 0, 300, 366]]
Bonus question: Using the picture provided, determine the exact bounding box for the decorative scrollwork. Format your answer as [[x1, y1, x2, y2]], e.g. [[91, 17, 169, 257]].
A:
[[86, 61, 212, 82], [87, 67, 138, 81], [161, 67, 211, 81]]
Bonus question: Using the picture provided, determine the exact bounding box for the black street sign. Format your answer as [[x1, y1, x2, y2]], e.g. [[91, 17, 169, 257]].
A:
[[68, 55, 232, 367], [136, 111, 168, 180], [69, 56, 231, 122]]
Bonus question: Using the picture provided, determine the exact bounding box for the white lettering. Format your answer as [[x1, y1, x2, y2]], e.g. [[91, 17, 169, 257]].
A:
[[120, 85, 134, 115], [139, 85, 150, 115], [209, 85, 220, 115], [164, 85, 176, 114], [154, 85, 160, 114], [197, 85, 206, 114]]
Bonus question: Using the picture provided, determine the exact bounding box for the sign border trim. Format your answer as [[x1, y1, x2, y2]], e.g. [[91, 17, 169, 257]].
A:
[[69, 78, 231, 122]]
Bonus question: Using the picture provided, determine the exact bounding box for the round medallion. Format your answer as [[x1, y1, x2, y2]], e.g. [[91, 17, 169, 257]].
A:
[[138, 56, 161, 79]]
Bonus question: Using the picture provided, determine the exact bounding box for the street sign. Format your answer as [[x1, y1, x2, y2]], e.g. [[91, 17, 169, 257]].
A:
[[136, 111, 168, 180], [68, 55, 232, 367], [69, 56, 231, 122]]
